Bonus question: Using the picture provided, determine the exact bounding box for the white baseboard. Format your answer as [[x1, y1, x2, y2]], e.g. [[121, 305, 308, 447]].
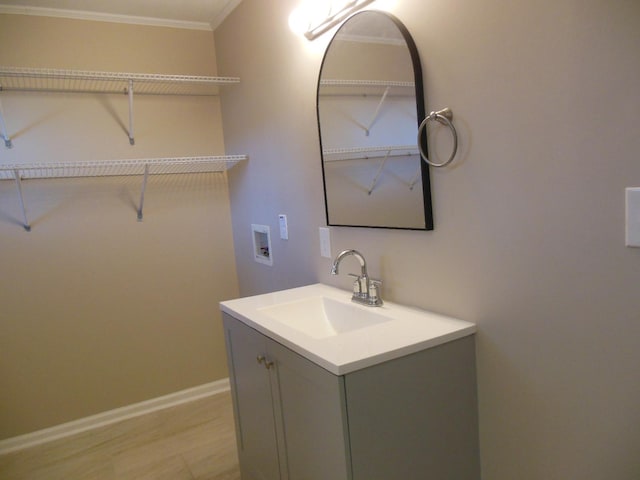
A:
[[0, 378, 230, 455]]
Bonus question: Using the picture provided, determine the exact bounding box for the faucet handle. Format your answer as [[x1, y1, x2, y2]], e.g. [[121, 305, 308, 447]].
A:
[[368, 279, 383, 306], [347, 273, 362, 294]]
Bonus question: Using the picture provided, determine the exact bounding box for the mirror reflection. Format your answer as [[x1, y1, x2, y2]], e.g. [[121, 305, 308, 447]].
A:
[[317, 11, 432, 230]]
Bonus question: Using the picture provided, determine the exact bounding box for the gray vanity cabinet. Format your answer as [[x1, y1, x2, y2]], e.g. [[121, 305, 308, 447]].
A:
[[223, 313, 351, 480], [223, 312, 480, 480]]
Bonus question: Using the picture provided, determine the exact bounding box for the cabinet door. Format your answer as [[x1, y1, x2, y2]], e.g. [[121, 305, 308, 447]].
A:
[[223, 314, 282, 480], [268, 339, 352, 480], [344, 336, 480, 480]]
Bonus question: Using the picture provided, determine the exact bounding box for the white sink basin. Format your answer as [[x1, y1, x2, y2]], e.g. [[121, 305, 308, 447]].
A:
[[220, 283, 476, 375], [257, 296, 391, 339]]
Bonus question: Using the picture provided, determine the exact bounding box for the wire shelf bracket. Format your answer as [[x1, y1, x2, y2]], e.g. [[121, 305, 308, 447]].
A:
[[128, 79, 135, 145], [0, 67, 241, 147], [364, 85, 390, 137], [1, 155, 247, 231], [367, 149, 391, 195], [13, 168, 30, 231], [137, 163, 150, 221], [0, 98, 12, 148]]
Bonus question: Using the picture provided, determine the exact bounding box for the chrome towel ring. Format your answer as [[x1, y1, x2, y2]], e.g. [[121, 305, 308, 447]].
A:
[[417, 107, 458, 167]]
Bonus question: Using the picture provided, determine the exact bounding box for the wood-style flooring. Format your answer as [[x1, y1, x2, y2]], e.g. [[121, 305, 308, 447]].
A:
[[0, 391, 240, 480]]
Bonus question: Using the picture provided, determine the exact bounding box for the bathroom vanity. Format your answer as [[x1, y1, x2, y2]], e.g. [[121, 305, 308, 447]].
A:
[[220, 284, 480, 480]]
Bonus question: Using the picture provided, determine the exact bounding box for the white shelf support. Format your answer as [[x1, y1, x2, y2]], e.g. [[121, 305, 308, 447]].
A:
[[0, 98, 12, 148], [137, 164, 149, 221], [367, 149, 391, 195], [128, 79, 135, 145], [409, 165, 422, 191], [364, 86, 390, 137], [13, 169, 30, 231]]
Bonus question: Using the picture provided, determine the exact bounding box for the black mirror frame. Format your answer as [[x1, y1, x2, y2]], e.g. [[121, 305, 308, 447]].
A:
[[316, 11, 433, 231]]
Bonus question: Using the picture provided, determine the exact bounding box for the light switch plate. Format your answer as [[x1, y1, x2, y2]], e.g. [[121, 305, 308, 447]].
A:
[[319, 227, 331, 258], [626, 188, 640, 247], [278, 214, 288, 240]]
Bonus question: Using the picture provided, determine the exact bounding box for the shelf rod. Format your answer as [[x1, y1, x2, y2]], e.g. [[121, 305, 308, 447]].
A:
[[13, 169, 31, 231], [137, 164, 149, 221], [0, 98, 12, 148], [128, 80, 135, 145]]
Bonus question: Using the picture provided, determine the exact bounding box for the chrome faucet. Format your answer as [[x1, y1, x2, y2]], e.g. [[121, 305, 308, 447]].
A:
[[330, 249, 383, 306]]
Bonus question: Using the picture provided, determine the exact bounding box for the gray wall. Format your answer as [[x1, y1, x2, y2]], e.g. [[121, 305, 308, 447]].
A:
[[215, 0, 640, 478]]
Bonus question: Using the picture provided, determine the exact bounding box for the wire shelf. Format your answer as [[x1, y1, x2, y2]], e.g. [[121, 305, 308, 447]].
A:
[[0, 155, 247, 180], [0, 67, 241, 147], [2, 155, 247, 230], [0, 67, 240, 96]]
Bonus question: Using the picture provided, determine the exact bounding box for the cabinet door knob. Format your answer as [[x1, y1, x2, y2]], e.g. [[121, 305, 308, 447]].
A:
[[256, 354, 274, 369]]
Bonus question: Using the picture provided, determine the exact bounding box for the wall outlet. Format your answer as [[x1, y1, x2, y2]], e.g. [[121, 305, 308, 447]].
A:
[[319, 227, 331, 258], [626, 188, 640, 247]]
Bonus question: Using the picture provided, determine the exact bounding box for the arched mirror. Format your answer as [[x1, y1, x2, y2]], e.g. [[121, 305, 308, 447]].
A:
[[316, 11, 432, 230]]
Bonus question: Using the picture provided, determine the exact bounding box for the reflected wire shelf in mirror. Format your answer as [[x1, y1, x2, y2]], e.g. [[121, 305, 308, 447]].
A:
[[319, 79, 415, 97], [323, 145, 418, 162]]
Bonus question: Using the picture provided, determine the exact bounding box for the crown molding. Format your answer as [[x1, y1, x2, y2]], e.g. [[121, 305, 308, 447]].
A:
[[210, 0, 242, 30], [0, 4, 213, 31]]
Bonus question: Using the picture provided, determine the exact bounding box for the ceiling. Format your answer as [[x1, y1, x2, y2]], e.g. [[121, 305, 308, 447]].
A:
[[0, 0, 243, 30], [338, 10, 404, 43]]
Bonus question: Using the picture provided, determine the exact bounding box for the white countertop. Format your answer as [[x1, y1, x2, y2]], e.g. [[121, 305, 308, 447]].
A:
[[220, 283, 476, 375]]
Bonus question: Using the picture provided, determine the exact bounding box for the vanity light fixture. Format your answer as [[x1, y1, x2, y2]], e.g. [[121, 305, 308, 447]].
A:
[[290, 0, 376, 40]]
